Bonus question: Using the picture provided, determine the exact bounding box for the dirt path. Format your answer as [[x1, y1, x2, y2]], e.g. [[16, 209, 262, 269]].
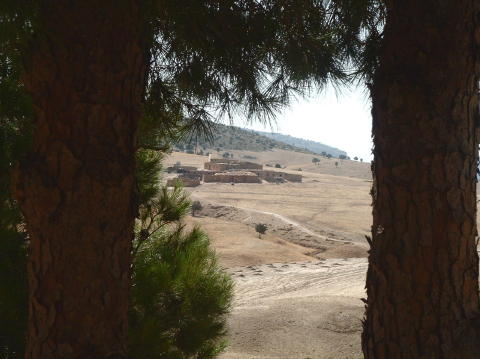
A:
[[235, 205, 350, 244], [220, 258, 367, 359], [192, 199, 368, 260]]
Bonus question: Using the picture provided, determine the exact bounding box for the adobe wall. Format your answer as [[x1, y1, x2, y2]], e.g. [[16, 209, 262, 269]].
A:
[[204, 161, 262, 171], [252, 170, 302, 182], [283, 173, 302, 182], [203, 173, 261, 183]]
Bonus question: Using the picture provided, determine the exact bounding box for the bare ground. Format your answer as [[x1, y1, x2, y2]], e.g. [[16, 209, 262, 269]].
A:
[[167, 151, 372, 358], [221, 259, 367, 359]]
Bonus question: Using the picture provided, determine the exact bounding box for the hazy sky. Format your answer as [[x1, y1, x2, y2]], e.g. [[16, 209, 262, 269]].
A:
[[235, 84, 373, 162]]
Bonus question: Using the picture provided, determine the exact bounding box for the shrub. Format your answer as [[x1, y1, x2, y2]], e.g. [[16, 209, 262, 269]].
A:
[[275, 163, 281, 168], [255, 223, 268, 238], [129, 226, 233, 359]]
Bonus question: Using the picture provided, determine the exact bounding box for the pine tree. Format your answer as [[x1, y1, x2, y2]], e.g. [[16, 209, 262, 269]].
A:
[[1, 1, 382, 357]]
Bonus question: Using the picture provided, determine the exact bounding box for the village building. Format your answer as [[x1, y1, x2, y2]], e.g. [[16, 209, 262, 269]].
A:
[[166, 159, 301, 186]]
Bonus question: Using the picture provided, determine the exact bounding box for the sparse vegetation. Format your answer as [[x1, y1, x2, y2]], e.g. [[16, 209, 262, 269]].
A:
[[312, 157, 321, 165], [175, 123, 322, 154], [275, 163, 282, 168], [255, 223, 268, 238]]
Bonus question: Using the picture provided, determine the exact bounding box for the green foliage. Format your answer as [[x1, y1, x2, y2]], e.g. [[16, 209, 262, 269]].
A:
[[312, 157, 320, 164], [275, 163, 281, 168], [136, 184, 191, 254], [136, 149, 165, 206], [255, 223, 268, 238], [143, 0, 384, 125], [130, 187, 233, 359]]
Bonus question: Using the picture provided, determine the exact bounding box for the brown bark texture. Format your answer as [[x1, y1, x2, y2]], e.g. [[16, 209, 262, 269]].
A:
[[362, 1, 480, 358], [12, 1, 146, 358]]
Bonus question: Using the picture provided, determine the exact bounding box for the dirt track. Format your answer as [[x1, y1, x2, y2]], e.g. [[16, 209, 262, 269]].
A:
[[167, 151, 371, 358]]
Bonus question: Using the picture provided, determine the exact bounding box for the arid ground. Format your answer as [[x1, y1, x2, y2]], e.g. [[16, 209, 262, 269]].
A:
[[166, 150, 372, 359]]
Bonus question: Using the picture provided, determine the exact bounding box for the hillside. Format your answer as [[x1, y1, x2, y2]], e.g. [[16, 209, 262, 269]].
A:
[[256, 131, 347, 158], [174, 123, 346, 156]]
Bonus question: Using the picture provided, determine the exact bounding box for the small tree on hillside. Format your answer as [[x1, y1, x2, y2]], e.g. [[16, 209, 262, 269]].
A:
[[354, 156, 358, 161], [191, 201, 203, 217], [255, 223, 268, 238], [312, 157, 320, 165], [335, 161, 339, 167], [275, 163, 282, 168]]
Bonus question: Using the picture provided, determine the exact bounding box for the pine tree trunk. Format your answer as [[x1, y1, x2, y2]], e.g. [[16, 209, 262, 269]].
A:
[[12, 2, 146, 358], [362, 1, 480, 358]]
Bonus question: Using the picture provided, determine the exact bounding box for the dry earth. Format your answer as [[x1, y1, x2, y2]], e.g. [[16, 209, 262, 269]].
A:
[[221, 259, 367, 359], [166, 151, 372, 358]]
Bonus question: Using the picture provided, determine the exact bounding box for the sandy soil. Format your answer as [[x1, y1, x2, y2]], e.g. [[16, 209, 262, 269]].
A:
[[166, 150, 371, 358], [187, 215, 314, 267], [220, 258, 367, 359], [190, 202, 368, 264], [189, 177, 372, 244]]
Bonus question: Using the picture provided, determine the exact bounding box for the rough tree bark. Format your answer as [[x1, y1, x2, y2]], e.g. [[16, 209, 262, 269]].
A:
[[12, 1, 146, 358], [362, 1, 480, 358]]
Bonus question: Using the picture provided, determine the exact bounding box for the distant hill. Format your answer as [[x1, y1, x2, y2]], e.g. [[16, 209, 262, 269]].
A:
[[175, 123, 312, 153], [174, 123, 347, 157], [255, 131, 347, 158]]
